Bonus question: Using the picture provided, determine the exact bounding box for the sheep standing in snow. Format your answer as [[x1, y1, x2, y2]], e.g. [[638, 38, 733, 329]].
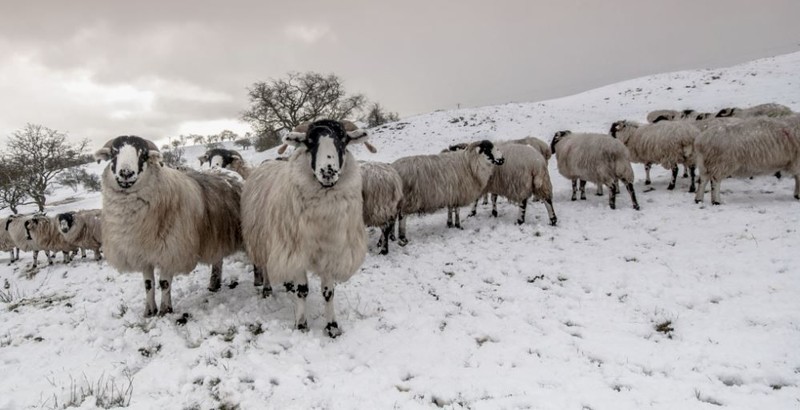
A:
[[610, 120, 699, 192], [95, 136, 243, 316], [241, 119, 369, 337], [199, 148, 253, 179], [25, 215, 79, 264], [7, 214, 50, 267], [716, 103, 793, 119], [393, 140, 504, 244], [360, 161, 403, 255], [551, 131, 640, 210], [1, 217, 19, 264], [56, 209, 103, 261], [694, 115, 800, 204]]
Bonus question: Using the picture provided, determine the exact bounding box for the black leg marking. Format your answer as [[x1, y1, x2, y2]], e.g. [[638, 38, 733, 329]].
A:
[[579, 180, 587, 200], [296, 284, 309, 299], [145, 280, 152, 291], [159, 280, 169, 290], [284, 282, 295, 293], [261, 285, 273, 298], [325, 321, 342, 338], [297, 321, 308, 331], [323, 287, 334, 302], [253, 266, 263, 287], [571, 179, 577, 201], [668, 166, 678, 190], [689, 166, 697, 193], [627, 182, 640, 211]]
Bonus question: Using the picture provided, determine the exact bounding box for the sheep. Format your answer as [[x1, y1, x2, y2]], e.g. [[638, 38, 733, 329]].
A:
[[551, 131, 640, 210], [716, 103, 793, 119], [694, 114, 800, 204], [609, 120, 699, 192], [360, 161, 403, 255], [6, 214, 51, 267], [647, 109, 681, 123], [1, 216, 19, 264], [56, 209, 103, 261], [241, 119, 369, 338], [25, 215, 79, 263], [199, 148, 253, 179], [392, 140, 505, 244], [94, 135, 243, 316], [447, 142, 557, 226]]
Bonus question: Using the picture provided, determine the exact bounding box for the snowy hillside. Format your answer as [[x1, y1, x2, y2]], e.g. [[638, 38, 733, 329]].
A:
[[2, 52, 800, 410]]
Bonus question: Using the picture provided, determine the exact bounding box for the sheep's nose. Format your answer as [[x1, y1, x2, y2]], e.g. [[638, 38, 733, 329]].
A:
[[119, 169, 135, 179]]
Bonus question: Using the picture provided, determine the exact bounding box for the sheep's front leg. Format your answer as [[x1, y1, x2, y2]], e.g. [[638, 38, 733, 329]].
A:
[[608, 181, 618, 210], [794, 174, 800, 200], [380, 220, 394, 255], [596, 184, 604, 196], [46, 250, 54, 265], [31, 250, 39, 268], [453, 207, 462, 229], [481, 194, 489, 205], [143, 266, 158, 317], [571, 179, 578, 201], [694, 176, 708, 203], [579, 180, 587, 200], [80, 248, 87, 259], [469, 199, 479, 217], [688, 166, 697, 193], [321, 277, 342, 338], [667, 166, 678, 190], [208, 261, 222, 292], [682, 164, 689, 178], [644, 164, 652, 185], [516, 198, 527, 225], [491, 194, 499, 217], [446, 207, 454, 228], [625, 181, 640, 210], [285, 275, 309, 331], [94, 248, 102, 261], [397, 212, 408, 246], [710, 179, 722, 205], [253, 265, 263, 287], [158, 273, 174, 315]]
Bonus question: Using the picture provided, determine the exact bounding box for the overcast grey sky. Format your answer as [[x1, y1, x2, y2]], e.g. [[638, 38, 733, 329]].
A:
[[0, 0, 798, 147]]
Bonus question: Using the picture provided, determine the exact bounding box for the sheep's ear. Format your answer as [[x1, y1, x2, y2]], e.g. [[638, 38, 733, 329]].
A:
[[198, 154, 209, 166], [94, 147, 111, 163], [148, 150, 163, 164], [283, 132, 307, 147], [363, 142, 378, 153], [344, 129, 369, 146]]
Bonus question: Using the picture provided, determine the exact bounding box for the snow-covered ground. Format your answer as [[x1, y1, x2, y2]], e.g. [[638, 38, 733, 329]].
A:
[[1, 52, 799, 409]]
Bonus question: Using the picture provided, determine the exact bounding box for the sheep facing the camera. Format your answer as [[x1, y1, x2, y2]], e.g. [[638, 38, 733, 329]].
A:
[[95, 136, 243, 316], [360, 161, 403, 255], [694, 115, 800, 204], [393, 140, 505, 243], [610, 120, 699, 193], [716, 103, 793, 119], [551, 131, 640, 210], [25, 215, 78, 264], [199, 148, 253, 179], [56, 209, 103, 261], [242, 119, 369, 338]]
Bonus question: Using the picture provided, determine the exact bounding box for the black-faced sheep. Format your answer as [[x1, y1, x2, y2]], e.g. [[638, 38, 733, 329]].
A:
[[551, 131, 640, 210], [95, 136, 243, 316], [1, 216, 19, 264], [25, 215, 78, 264], [241, 119, 369, 338], [610, 120, 699, 192], [56, 209, 103, 261], [392, 140, 504, 243], [716, 103, 794, 119], [7, 214, 50, 267], [360, 161, 403, 255], [199, 148, 253, 179], [694, 115, 800, 204]]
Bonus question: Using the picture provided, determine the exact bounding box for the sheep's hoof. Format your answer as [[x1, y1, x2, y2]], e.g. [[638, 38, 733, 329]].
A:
[[491, 210, 498, 217], [261, 286, 273, 298], [571, 196, 576, 201], [446, 221, 453, 228], [144, 306, 158, 317], [296, 321, 309, 332], [633, 204, 641, 211], [550, 217, 558, 226], [379, 247, 389, 256], [694, 199, 702, 204], [158, 306, 174, 316], [253, 278, 263, 287], [389, 233, 396, 241], [398, 237, 408, 247], [712, 201, 721, 206], [207, 285, 221, 292], [48, 261, 54, 265], [580, 195, 587, 200], [794, 194, 800, 200], [468, 210, 476, 217], [325, 322, 342, 338], [689, 187, 696, 193], [645, 180, 651, 185], [667, 184, 675, 191], [595, 192, 603, 196], [609, 204, 616, 210], [455, 224, 463, 230], [682, 173, 689, 178], [516, 219, 524, 225]]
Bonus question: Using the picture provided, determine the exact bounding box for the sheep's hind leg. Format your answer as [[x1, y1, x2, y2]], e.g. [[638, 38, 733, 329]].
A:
[[285, 275, 309, 331], [491, 194, 499, 217], [596, 184, 604, 196], [710, 179, 722, 205], [468, 199, 478, 217], [794, 175, 799, 200], [543, 198, 557, 226], [571, 179, 578, 201], [380, 220, 394, 255], [682, 164, 689, 178], [81, 248, 87, 259], [694, 176, 708, 203], [253, 265, 263, 287], [688, 166, 697, 193], [454, 207, 462, 229], [608, 181, 617, 210], [481, 194, 489, 205], [625, 180, 640, 210], [446, 207, 453, 228], [143, 266, 158, 317], [516, 199, 527, 225], [645, 164, 652, 185], [260, 268, 273, 298], [579, 180, 587, 200], [158, 273, 174, 315], [208, 261, 222, 292], [397, 212, 408, 246], [321, 277, 342, 338], [667, 166, 678, 190]]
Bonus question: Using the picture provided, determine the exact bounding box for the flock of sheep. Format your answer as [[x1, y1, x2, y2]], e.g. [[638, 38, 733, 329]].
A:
[[1, 102, 798, 338]]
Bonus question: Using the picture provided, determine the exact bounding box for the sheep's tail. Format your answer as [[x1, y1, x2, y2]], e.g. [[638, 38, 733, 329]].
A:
[[616, 158, 635, 183]]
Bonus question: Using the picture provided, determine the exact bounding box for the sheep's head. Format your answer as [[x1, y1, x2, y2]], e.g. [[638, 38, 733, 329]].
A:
[[610, 120, 635, 139], [469, 140, 504, 166], [550, 130, 572, 153], [716, 107, 737, 118], [94, 136, 162, 190], [4, 216, 16, 232], [56, 212, 75, 234], [680, 109, 697, 119], [24, 216, 46, 240], [442, 142, 469, 153], [695, 112, 712, 121], [199, 148, 242, 170], [283, 119, 368, 188]]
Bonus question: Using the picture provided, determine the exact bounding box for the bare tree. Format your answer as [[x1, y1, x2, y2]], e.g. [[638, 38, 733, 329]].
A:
[[362, 102, 400, 128], [234, 138, 252, 150], [219, 130, 238, 142], [242, 72, 367, 146], [5, 124, 88, 211], [191, 134, 206, 145], [160, 137, 186, 169], [0, 157, 33, 213]]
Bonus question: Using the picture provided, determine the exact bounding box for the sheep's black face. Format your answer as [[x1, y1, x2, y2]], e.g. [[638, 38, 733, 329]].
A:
[[4, 217, 13, 231], [24, 219, 37, 240], [105, 136, 154, 189], [305, 120, 348, 188], [716, 108, 736, 118], [477, 140, 504, 166], [696, 113, 712, 121], [609, 121, 626, 138], [57, 213, 75, 234], [205, 148, 236, 170], [681, 109, 696, 119], [551, 130, 572, 153]]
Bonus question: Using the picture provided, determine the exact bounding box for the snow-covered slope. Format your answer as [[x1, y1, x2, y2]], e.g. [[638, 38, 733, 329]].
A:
[[1, 52, 799, 410]]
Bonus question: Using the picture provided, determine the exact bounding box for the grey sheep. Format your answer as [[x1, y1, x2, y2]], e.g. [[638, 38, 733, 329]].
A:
[[647, 109, 681, 123], [392, 140, 505, 244], [95, 136, 243, 316], [716, 103, 793, 119], [7, 214, 51, 267], [694, 115, 800, 204], [199, 148, 253, 179], [610, 120, 699, 192], [551, 131, 640, 210], [1, 216, 20, 264], [56, 209, 103, 261], [360, 161, 403, 255], [25, 215, 78, 264], [242, 119, 369, 338]]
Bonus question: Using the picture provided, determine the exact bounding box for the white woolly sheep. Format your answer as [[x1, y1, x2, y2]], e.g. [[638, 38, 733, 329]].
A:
[[56, 209, 103, 261], [610, 120, 699, 192], [199, 148, 253, 179], [241, 119, 369, 338], [647, 109, 681, 123], [1, 217, 19, 264], [393, 140, 505, 243], [95, 136, 243, 316], [716, 103, 793, 119], [360, 161, 403, 255], [551, 131, 640, 210], [694, 115, 800, 204], [25, 215, 78, 264], [7, 214, 51, 267]]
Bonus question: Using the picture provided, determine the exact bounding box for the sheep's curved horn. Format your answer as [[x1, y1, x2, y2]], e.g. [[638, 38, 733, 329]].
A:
[[340, 120, 359, 132], [363, 141, 378, 153], [292, 121, 312, 133], [277, 144, 289, 154], [94, 138, 117, 163]]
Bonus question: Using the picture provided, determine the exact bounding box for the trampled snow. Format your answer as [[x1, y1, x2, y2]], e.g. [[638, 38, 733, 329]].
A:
[[1, 52, 799, 409]]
